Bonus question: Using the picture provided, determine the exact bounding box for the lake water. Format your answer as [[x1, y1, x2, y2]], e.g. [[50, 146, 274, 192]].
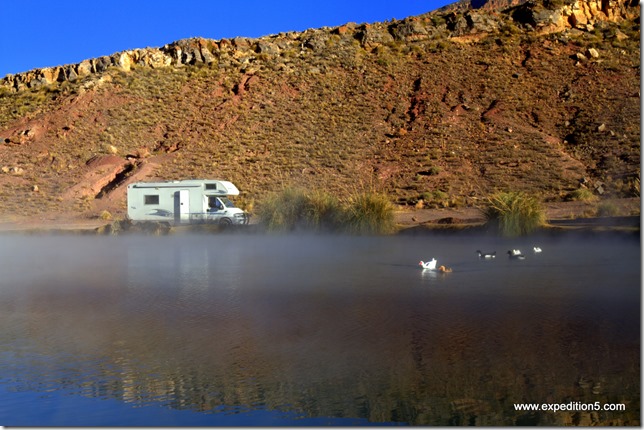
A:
[[0, 231, 639, 426]]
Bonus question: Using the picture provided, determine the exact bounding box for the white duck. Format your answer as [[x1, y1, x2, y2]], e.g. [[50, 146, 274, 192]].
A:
[[533, 246, 542, 253], [419, 258, 437, 270]]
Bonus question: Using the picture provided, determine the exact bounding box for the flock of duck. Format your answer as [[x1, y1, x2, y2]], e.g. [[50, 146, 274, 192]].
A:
[[419, 246, 543, 273]]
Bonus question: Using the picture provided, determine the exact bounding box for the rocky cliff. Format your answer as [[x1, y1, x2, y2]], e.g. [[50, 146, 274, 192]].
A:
[[1, 0, 638, 91]]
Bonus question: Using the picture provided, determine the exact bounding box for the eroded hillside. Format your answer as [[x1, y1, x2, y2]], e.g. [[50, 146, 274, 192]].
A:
[[0, 0, 639, 222]]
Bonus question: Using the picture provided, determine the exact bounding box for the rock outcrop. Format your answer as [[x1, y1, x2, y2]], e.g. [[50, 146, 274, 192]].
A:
[[511, 0, 640, 33]]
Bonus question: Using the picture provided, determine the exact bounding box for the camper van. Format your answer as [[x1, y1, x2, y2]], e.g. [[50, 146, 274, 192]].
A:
[[127, 179, 249, 225]]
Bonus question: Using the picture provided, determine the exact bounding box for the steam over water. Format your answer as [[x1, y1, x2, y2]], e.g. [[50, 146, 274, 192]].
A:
[[0, 232, 639, 426]]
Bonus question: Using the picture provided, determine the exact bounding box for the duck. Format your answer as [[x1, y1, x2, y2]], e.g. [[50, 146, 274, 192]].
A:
[[477, 250, 496, 259], [533, 246, 542, 253], [438, 265, 452, 273], [419, 258, 437, 270], [507, 250, 526, 260]]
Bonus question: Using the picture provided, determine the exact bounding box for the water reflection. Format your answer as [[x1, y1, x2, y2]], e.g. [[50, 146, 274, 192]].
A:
[[0, 233, 639, 426]]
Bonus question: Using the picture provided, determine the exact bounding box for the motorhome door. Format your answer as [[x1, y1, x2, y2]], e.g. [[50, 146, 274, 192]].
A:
[[175, 189, 190, 223]]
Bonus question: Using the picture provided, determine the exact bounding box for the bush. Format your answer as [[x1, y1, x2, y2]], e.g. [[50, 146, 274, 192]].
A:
[[484, 191, 546, 236], [304, 191, 344, 231], [256, 187, 395, 234], [421, 190, 449, 208], [566, 188, 598, 202], [596, 201, 620, 217], [344, 192, 396, 235], [255, 187, 309, 232], [99, 210, 113, 220]]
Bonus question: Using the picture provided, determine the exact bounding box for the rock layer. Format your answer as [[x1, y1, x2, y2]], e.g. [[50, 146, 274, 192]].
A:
[[1, 0, 638, 92]]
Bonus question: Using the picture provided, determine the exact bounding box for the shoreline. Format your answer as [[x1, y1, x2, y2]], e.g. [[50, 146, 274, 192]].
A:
[[0, 199, 638, 235]]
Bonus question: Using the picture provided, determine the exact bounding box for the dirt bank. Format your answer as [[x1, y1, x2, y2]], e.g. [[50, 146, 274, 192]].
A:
[[395, 198, 640, 229]]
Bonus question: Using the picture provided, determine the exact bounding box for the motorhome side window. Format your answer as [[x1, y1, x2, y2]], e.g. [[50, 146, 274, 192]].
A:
[[205, 184, 217, 190], [144, 195, 160, 205], [208, 196, 223, 210]]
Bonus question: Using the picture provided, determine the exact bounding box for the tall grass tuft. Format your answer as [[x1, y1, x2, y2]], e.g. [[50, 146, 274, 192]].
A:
[[255, 187, 309, 232], [484, 191, 546, 236], [304, 190, 344, 231], [344, 192, 396, 235], [256, 187, 395, 234], [566, 188, 598, 202]]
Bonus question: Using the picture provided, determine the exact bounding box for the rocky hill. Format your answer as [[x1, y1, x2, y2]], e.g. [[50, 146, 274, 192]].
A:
[[0, 0, 639, 224]]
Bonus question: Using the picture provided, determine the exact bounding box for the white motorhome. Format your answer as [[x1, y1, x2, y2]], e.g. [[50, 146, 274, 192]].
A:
[[127, 179, 249, 225]]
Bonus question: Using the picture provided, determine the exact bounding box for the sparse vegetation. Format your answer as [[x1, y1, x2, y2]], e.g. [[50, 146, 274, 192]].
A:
[[0, 0, 639, 225]]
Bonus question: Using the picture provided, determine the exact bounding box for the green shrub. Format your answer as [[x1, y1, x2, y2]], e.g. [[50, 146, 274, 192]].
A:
[[99, 210, 113, 220], [343, 192, 396, 235], [566, 188, 598, 202], [597, 201, 620, 217], [304, 191, 344, 231], [484, 191, 546, 236], [256, 187, 309, 231], [256, 187, 395, 234], [421, 190, 449, 207]]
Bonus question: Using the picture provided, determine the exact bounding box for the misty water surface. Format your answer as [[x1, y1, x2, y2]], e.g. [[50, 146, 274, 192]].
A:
[[0, 232, 639, 426]]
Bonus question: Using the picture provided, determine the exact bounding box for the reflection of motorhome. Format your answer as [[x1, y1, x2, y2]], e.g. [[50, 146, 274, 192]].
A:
[[127, 179, 250, 225]]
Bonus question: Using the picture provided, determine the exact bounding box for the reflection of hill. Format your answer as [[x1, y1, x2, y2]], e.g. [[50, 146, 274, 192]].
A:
[[0, 236, 639, 425], [2, 287, 639, 424]]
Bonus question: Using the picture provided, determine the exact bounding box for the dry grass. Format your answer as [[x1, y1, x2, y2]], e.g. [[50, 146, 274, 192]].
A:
[[484, 191, 546, 236], [256, 187, 395, 234]]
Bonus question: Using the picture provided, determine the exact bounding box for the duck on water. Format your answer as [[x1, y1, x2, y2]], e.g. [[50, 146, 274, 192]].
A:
[[477, 250, 496, 259], [507, 250, 526, 260], [419, 259, 437, 270]]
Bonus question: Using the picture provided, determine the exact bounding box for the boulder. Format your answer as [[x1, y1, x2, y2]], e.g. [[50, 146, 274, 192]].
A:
[[38, 67, 59, 85], [303, 30, 329, 50], [138, 49, 172, 68], [93, 56, 112, 73], [614, 29, 629, 40], [256, 40, 280, 55], [390, 18, 429, 41], [232, 37, 251, 49], [200, 44, 216, 64], [569, 9, 589, 27], [358, 24, 394, 49], [77, 59, 93, 76], [446, 12, 469, 35], [66, 66, 78, 81], [116, 51, 133, 71]]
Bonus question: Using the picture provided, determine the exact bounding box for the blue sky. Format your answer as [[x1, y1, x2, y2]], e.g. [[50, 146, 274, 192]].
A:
[[0, 0, 453, 78]]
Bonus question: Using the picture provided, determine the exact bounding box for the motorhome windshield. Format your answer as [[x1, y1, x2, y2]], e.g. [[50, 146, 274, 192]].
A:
[[220, 197, 235, 208]]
